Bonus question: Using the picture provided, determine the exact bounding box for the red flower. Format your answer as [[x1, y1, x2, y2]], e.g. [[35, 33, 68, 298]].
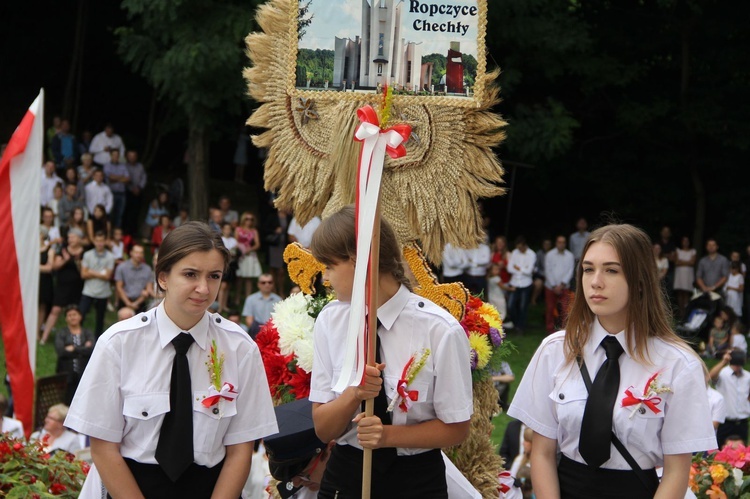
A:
[[255, 321, 280, 355], [467, 296, 484, 310], [264, 352, 294, 397], [288, 367, 312, 399], [12, 443, 22, 451], [49, 482, 67, 494], [461, 311, 489, 335]]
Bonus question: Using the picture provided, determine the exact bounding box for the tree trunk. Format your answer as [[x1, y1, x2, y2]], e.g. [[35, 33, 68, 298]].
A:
[[63, 0, 87, 126], [187, 119, 210, 221]]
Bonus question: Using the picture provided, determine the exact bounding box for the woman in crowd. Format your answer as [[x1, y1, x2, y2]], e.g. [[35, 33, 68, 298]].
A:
[[66, 221, 277, 497], [39, 227, 55, 339], [309, 206, 473, 498], [30, 404, 82, 455], [64, 206, 90, 247], [508, 223, 716, 498], [54, 305, 95, 405], [87, 204, 111, 243], [235, 211, 262, 299], [150, 213, 174, 255], [653, 243, 669, 282], [673, 236, 696, 319], [40, 229, 86, 345]]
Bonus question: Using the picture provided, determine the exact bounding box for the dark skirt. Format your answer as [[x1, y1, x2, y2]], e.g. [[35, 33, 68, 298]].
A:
[[558, 455, 659, 499], [318, 444, 447, 499]]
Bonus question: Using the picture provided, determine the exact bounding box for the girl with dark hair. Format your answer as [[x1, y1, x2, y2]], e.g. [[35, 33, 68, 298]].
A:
[[87, 204, 111, 243], [508, 223, 716, 498], [54, 305, 95, 405], [309, 206, 473, 498], [66, 221, 278, 498]]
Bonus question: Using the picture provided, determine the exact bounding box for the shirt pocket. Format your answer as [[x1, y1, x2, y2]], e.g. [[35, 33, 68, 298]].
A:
[[623, 404, 665, 449], [193, 390, 238, 453], [384, 375, 429, 426], [550, 382, 588, 436], [122, 392, 170, 452]]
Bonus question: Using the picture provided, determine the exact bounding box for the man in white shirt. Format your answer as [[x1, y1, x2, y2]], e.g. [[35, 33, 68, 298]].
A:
[[84, 168, 114, 215], [441, 243, 469, 284], [709, 349, 750, 447], [89, 123, 126, 166], [544, 235, 575, 333], [465, 241, 491, 295], [40, 160, 63, 207], [507, 236, 536, 333], [568, 217, 590, 264], [287, 216, 321, 249]]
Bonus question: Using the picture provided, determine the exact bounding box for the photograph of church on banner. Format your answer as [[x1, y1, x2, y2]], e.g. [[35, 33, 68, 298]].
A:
[[296, 0, 480, 97]]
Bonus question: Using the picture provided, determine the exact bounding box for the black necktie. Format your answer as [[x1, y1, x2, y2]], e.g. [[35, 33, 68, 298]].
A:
[[579, 335, 624, 468], [362, 320, 397, 470], [156, 333, 195, 481]]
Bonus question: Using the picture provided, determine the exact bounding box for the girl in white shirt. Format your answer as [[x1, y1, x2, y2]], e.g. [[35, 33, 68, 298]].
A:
[[508, 223, 716, 499], [66, 221, 277, 498], [309, 205, 473, 498]]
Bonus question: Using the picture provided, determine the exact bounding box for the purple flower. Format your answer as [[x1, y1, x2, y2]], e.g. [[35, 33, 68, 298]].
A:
[[489, 327, 503, 347], [470, 349, 478, 370]]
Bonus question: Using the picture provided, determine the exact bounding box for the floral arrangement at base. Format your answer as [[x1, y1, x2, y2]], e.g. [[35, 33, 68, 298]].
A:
[[0, 433, 89, 498], [256, 292, 332, 405], [690, 444, 750, 498], [460, 296, 513, 382]]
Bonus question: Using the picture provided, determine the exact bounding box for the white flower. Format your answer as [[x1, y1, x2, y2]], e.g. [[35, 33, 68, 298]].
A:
[[273, 293, 315, 361], [294, 338, 314, 372], [733, 467, 743, 487]]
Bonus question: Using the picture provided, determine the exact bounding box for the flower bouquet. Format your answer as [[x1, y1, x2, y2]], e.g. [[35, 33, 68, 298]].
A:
[[460, 295, 512, 381], [256, 292, 331, 404], [0, 432, 89, 497], [690, 443, 750, 498]]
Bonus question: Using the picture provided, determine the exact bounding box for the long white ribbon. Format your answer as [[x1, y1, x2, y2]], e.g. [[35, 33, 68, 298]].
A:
[[331, 124, 390, 393]]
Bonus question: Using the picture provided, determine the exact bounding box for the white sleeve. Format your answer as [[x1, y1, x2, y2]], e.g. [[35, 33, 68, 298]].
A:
[[506, 336, 561, 440], [309, 311, 336, 403], [433, 324, 473, 424], [712, 391, 726, 424], [223, 345, 279, 445], [65, 338, 126, 442], [660, 358, 718, 454]]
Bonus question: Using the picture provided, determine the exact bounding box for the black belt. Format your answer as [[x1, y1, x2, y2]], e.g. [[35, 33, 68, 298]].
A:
[[725, 417, 748, 423], [558, 455, 658, 499]]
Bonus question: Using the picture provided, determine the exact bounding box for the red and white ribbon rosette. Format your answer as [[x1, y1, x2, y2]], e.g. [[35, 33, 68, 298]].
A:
[[386, 356, 420, 413], [621, 372, 668, 418], [201, 382, 238, 408], [331, 105, 411, 393]]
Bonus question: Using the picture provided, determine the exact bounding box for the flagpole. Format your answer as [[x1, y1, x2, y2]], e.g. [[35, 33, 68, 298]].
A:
[[362, 200, 381, 499]]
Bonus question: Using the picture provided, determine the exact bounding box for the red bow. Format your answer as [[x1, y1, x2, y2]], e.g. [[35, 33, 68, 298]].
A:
[[201, 382, 238, 408], [621, 388, 662, 414], [396, 380, 419, 412], [498, 470, 513, 493], [354, 105, 411, 159]]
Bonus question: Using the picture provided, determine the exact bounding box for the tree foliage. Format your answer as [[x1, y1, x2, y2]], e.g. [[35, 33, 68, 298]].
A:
[[296, 48, 333, 86], [298, 0, 314, 40]]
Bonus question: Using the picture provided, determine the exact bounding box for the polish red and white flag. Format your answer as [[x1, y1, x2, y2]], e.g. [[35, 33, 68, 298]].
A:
[[0, 89, 43, 438]]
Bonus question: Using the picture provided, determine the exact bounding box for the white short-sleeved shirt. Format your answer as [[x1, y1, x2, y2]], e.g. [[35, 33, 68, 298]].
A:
[[733, 333, 748, 354], [1, 416, 24, 439], [714, 366, 750, 419], [507, 319, 717, 469], [287, 216, 321, 248], [707, 386, 726, 425], [65, 302, 278, 469], [309, 285, 473, 456]]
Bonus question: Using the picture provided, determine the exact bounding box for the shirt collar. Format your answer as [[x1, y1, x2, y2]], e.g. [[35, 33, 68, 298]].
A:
[[376, 285, 410, 331], [585, 318, 632, 359], [156, 301, 209, 351]]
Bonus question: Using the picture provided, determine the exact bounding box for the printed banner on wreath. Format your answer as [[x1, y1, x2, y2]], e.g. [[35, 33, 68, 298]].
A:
[[293, 0, 488, 106]]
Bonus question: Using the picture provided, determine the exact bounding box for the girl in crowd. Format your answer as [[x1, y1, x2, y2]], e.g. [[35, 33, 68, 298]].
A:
[[40, 229, 86, 345], [309, 206, 473, 498], [54, 305, 95, 405], [235, 211, 262, 299], [65, 221, 278, 497], [63, 206, 89, 247], [508, 223, 716, 498], [144, 190, 170, 238], [87, 204, 111, 243], [673, 236, 696, 319]]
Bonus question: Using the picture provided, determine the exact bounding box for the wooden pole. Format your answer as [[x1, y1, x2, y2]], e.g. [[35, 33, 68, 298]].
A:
[[361, 201, 381, 499]]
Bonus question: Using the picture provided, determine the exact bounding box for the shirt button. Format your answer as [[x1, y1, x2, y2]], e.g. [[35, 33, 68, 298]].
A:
[[212, 408, 219, 415], [418, 302, 424, 308], [141, 316, 148, 322], [141, 411, 148, 417], [558, 393, 565, 400], [638, 407, 646, 415], [215, 317, 221, 323]]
